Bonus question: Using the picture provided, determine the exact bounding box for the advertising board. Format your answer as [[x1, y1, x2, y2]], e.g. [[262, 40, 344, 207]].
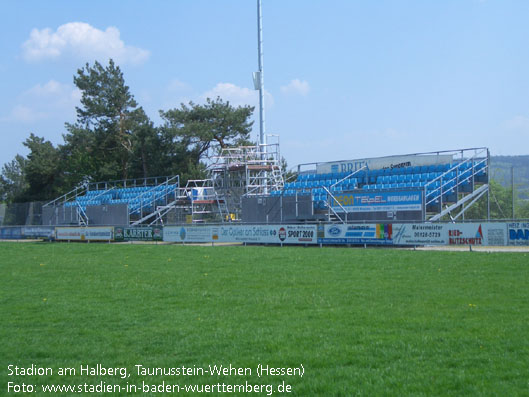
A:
[[164, 224, 317, 245], [114, 227, 163, 241], [215, 224, 317, 244], [318, 223, 395, 245], [506, 222, 529, 246], [22, 226, 55, 239], [392, 223, 507, 246], [0, 227, 23, 239], [332, 190, 423, 213], [55, 227, 114, 241], [164, 226, 213, 243], [317, 154, 454, 174]]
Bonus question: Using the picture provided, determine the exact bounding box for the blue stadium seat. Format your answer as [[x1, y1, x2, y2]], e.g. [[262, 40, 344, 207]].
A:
[[397, 175, 407, 183]]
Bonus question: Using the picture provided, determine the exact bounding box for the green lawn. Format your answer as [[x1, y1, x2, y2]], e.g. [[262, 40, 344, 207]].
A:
[[1, 242, 528, 396]]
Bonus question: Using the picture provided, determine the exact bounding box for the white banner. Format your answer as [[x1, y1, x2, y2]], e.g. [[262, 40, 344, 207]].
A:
[[318, 223, 396, 245], [216, 225, 317, 244], [164, 226, 213, 243], [392, 223, 507, 246], [55, 227, 114, 241], [164, 225, 317, 245], [317, 154, 454, 174]]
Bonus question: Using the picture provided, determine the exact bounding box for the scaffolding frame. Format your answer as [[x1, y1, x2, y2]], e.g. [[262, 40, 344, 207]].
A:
[[207, 141, 284, 220]]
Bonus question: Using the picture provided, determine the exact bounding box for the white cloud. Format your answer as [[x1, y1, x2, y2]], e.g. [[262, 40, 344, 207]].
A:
[[2, 80, 80, 123], [8, 105, 48, 123], [22, 22, 149, 64], [280, 79, 310, 96], [201, 82, 273, 109], [24, 80, 81, 105]]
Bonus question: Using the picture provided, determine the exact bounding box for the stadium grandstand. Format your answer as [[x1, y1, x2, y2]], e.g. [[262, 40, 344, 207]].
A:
[[42, 176, 181, 226], [41, 146, 489, 226], [41, 140, 283, 226], [263, 147, 489, 223]]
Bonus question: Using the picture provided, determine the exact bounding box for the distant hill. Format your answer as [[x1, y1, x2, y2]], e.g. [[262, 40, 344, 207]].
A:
[[490, 155, 529, 199]]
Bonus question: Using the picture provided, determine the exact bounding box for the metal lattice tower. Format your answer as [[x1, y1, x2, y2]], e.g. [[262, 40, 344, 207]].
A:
[[208, 142, 284, 220]]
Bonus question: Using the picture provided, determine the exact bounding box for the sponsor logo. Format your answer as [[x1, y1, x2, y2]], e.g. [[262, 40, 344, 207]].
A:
[[509, 228, 529, 241], [278, 227, 286, 242], [328, 226, 342, 237], [153, 227, 163, 240], [382, 161, 412, 170], [115, 227, 124, 239], [448, 225, 483, 245]]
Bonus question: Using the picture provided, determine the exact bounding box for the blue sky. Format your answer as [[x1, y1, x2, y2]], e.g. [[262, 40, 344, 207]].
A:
[[1, 0, 529, 172]]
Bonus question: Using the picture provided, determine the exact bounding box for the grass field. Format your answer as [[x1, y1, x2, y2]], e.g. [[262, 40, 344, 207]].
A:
[[1, 242, 528, 396]]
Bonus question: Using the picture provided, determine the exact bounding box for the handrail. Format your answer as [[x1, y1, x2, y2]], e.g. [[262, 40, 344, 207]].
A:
[[43, 184, 86, 208], [76, 202, 89, 226], [322, 186, 346, 223], [424, 149, 488, 207], [130, 175, 180, 214], [296, 146, 489, 174], [91, 186, 117, 202], [87, 175, 178, 191], [331, 165, 367, 188]]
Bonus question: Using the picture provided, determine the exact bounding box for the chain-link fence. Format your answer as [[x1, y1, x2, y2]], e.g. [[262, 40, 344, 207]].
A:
[[0, 201, 45, 226]]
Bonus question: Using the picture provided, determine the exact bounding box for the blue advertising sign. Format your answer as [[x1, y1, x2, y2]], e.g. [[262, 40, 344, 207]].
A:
[[0, 227, 23, 239], [332, 190, 423, 213], [507, 222, 529, 246], [22, 227, 55, 239], [318, 224, 395, 245]]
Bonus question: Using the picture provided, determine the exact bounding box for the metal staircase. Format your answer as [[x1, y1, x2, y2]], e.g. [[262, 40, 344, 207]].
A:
[[425, 149, 490, 221], [77, 203, 88, 226]]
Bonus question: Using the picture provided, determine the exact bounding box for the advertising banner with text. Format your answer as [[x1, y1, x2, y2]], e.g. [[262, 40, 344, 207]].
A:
[[215, 225, 317, 244], [0, 226, 61, 240], [0, 227, 23, 239], [317, 154, 454, 174], [164, 226, 213, 243], [164, 225, 317, 245], [55, 227, 114, 241], [332, 191, 423, 213], [318, 223, 396, 245], [114, 227, 163, 242], [392, 223, 507, 246], [22, 226, 55, 239], [506, 221, 529, 246]]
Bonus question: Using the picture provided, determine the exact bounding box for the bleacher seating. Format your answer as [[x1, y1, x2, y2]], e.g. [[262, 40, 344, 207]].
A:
[[64, 184, 178, 214], [272, 159, 488, 213]]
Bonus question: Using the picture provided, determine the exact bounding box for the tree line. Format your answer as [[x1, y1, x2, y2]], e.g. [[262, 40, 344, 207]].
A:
[[0, 59, 254, 203]]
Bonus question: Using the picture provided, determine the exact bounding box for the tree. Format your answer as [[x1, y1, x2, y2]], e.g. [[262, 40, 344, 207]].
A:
[[22, 134, 62, 201], [160, 97, 254, 161], [64, 59, 143, 181], [60, 125, 97, 188], [0, 155, 28, 203], [1, 60, 260, 202], [463, 179, 515, 220], [280, 156, 298, 183], [128, 108, 166, 178]]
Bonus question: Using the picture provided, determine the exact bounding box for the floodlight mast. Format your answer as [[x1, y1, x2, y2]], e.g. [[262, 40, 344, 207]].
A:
[[257, 0, 266, 159]]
